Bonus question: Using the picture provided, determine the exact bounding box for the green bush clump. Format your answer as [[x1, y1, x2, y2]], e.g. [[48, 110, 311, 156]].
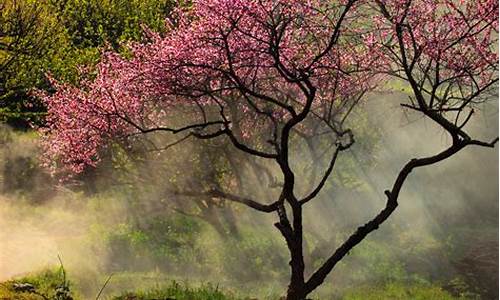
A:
[[95, 215, 204, 273], [0, 267, 75, 300]]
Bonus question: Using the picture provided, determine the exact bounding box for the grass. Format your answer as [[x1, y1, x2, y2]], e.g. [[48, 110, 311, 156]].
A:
[[0, 269, 242, 300], [1, 268, 474, 300], [112, 281, 241, 300], [342, 282, 468, 300], [0, 267, 74, 300]]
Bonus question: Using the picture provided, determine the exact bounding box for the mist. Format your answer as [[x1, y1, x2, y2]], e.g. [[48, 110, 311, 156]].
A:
[[0, 92, 497, 299]]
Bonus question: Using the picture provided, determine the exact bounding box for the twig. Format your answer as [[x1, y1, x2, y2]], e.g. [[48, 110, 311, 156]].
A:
[[95, 274, 114, 300]]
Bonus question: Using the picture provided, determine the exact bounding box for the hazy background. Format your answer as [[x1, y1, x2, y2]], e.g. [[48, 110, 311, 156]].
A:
[[0, 93, 497, 299]]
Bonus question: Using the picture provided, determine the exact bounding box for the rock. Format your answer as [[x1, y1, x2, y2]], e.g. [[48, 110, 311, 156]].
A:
[[12, 282, 36, 293]]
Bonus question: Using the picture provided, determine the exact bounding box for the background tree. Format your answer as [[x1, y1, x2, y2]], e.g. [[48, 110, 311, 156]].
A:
[[0, 0, 178, 129], [0, 0, 60, 128], [38, 1, 498, 299]]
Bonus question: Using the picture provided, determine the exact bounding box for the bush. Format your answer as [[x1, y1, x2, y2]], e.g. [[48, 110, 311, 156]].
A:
[[95, 215, 204, 273]]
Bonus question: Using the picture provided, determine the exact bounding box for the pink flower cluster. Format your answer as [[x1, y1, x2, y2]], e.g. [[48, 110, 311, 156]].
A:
[[375, 0, 498, 86], [39, 0, 498, 177]]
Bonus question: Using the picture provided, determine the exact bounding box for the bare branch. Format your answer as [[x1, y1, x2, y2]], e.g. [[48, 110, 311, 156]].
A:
[[174, 188, 279, 213]]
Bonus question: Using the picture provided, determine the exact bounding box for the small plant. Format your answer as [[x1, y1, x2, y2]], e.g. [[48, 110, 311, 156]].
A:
[[0, 257, 74, 300], [52, 256, 73, 300]]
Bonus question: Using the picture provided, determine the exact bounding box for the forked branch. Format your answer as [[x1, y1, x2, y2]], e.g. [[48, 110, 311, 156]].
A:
[[303, 136, 498, 293]]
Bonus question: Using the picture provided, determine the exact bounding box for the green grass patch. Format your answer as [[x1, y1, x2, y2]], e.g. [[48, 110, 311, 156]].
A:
[[112, 281, 240, 300], [0, 267, 74, 300], [342, 282, 467, 300]]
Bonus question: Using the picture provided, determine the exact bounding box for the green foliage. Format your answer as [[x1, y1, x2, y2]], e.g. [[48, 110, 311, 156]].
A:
[[59, 0, 174, 49], [0, 0, 59, 127], [91, 214, 204, 273], [0, 0, 177, 128], [217, 230, 288, 282]]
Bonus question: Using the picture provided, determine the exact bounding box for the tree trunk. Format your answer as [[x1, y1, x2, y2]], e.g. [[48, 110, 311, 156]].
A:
[[286, 287, 307, 300], [286, 267, 307, 300], [284, 203, 309, 300]]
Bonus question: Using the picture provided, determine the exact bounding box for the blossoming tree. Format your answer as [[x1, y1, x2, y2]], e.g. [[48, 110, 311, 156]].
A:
[[38, 0, 498, 299]]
